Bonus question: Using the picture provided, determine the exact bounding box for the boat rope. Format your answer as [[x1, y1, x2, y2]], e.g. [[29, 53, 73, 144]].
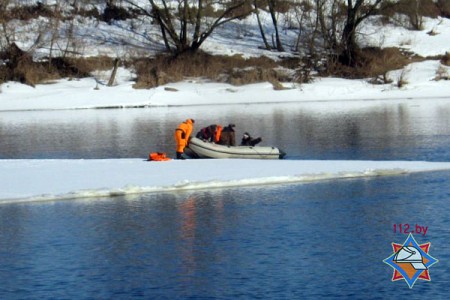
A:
[[251, 146, 277, 158]]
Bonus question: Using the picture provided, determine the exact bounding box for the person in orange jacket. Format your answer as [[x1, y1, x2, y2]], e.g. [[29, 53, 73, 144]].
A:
[[196, 124, 223, 143], [174, 119, 195, 159]]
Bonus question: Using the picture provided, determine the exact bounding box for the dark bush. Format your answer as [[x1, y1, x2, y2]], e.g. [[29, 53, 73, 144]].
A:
[[0, 44, 115, 86], [442, 52, 450, 66], [436, 0, 450, 17], [78, 7, 101, 19], [103, 4, 132, 24], [9, 2, 54, 21]]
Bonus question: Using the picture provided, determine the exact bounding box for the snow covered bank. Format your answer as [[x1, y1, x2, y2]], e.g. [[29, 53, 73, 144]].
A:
[[1, 60, 449, 111], [1, 10, 449, 112], [0, 61, 450, 111], [2, 159, 450, 205]]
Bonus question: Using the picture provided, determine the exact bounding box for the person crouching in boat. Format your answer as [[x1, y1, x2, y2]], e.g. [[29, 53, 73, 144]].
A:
[[240, 132, 262, 146], [174, 118, 195, 159], [196, 124, 222, 143], [218, 123, 236, 146]]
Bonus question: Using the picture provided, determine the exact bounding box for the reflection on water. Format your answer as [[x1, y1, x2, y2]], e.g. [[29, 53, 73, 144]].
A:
[[1, 100, 450, 160], [1, 172, 450, 298]]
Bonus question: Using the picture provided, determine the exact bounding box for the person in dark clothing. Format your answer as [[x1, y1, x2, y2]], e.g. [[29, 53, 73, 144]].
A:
[[240, 132, 262, 146], [196, 124, 218, 142], [218, 124, 236, 146]]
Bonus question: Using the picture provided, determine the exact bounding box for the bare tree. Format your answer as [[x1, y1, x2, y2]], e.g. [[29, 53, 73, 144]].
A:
[[124, 0, 253, 54], [267, 0, 284, 51], [316, 0, 340, 55], [394, 0, 425, 30], [0, 0, 13, 50], [315, 0, 386, 66], [48, 2, 62, 69], [340, 0, 383, 66], [253, 0, 270, 50]]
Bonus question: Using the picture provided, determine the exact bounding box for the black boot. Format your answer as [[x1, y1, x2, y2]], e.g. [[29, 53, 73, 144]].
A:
[[176, 152, 185, 160]]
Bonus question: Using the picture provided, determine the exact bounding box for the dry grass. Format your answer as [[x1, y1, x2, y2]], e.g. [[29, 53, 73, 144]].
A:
[[0, 44, 430, 89], [8, 3, 55, 21], [0, 47, 115, 86], [435, 65, 449, 81], [324, 47, 415, 81], [132, 51, 284, 88], [50, 56, 114, 78], [0, 66, 7, 85], [397, 68, 409, 88], [364, 47, 417, 80]]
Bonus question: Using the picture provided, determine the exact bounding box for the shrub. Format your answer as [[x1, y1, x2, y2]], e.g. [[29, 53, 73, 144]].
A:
[[0, 66, 7, 85], [436, 0, 450, 17], [9, 2, 54, 21], [435, 65, 449, 81], [0, 43, 115, 86], [380, 0, 440, 30], [397, 68, 409, 88], [103, 3, 132, 24], [323, 47, 413, 80], [78, 7, 101, 19], [228, 67, 278, 86], [132, 51, 285, 88], [441, 52, 450, 66]]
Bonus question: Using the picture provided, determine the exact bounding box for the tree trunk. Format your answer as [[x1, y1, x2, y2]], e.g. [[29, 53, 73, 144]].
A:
[[180, 0, 188, 48], [48, 3, 62, 70], [254, 0, 271, 50], [267, 0, 284, 52], [340, 19, 358, 66], [1, 23, 11, 46], [107, 58, 120, 87], [339, 0, 362, 66], [340, 0, 382, 66]]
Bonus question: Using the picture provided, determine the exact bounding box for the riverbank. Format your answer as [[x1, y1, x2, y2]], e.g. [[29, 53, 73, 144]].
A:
[[1, 60, 449, 111]]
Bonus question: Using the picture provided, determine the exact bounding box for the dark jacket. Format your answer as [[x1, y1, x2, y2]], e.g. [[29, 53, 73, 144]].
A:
[[218, 124, 236, 146], [240, 132, 262, 146], [196, 125, 217, 142]]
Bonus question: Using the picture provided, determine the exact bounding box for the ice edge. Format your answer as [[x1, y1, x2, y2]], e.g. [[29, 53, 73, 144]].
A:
[[0, 168, 412, 205]]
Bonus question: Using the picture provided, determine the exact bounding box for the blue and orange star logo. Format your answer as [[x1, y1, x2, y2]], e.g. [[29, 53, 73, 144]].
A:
[[383, 233, 438, 288]]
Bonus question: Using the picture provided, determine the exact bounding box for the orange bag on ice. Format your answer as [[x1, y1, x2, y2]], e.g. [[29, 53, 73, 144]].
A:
[[148, 152, 171, 161]]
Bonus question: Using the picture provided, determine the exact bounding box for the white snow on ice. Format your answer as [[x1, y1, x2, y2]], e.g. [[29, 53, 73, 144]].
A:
[[2, 159, 450, 204]]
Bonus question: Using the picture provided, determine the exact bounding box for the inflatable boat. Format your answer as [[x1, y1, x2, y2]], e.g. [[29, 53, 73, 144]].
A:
[[186, 137, 286, 159]]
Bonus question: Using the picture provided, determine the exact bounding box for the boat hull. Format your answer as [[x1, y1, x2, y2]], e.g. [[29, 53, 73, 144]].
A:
[[186, 137, 285, 159]]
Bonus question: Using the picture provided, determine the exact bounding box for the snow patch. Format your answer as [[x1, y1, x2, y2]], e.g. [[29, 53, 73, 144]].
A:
[[1, 159, 450, 205]]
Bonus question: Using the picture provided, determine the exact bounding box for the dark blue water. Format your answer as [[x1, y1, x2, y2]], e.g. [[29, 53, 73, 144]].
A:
[[1, 101, 450, 298], [1, 172, 449, 299]]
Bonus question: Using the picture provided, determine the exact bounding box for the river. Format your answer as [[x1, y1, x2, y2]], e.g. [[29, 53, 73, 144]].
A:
[[1, 100, 450, 298]]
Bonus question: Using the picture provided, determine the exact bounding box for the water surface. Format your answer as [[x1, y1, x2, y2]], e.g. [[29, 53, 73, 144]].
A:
[[1, 172, 449, 298], [1, 100, 450, 298], [1, 100, 450, 160]]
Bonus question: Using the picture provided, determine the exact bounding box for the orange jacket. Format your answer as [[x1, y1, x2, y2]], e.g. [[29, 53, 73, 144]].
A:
[[148, 152, 171, 161], [174, 119, 194, 152], [215, 125, 223, 143]]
